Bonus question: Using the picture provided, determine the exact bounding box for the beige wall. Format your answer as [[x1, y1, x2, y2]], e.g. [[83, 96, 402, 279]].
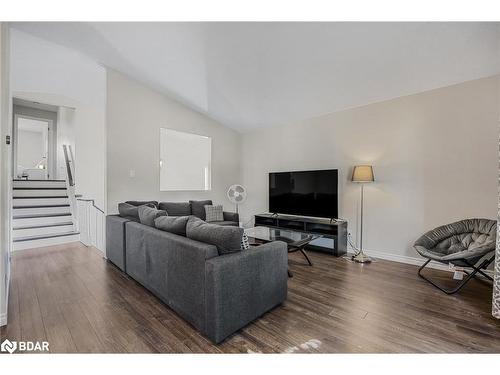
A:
[[241, 76, 499, 262], [106, 69, 242, 214]]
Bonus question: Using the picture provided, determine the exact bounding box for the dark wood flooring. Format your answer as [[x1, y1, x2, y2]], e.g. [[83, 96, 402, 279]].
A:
[[1, 242, 500, 353]]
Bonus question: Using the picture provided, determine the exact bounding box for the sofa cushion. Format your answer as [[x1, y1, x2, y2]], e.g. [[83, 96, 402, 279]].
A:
[[158, 202, 192, 216], [209, 220, 239, 227], [118, 202, 156, 219], [154, 215, 190, 236], [205, 204, 224, 222], [125, 200, 159, 208], [190, 200, 212, 220], [138, 205, 167, 227], [186, 216, 243, 255]]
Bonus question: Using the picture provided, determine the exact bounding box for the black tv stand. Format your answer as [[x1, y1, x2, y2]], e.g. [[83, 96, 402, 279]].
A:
[[254, 213, 347, 257]]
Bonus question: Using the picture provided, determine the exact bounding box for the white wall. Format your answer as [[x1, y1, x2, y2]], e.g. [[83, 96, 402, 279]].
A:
[[0, 22, 11, 326], [241, 76, 499, 261], [17, 127, 45, 169], [106, 69, 241, 214], [10, 29, 106, 210], [56, 107, 76, 180]]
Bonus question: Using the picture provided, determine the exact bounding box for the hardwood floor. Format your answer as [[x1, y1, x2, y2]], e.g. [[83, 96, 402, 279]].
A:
[[1, 242, 500, 353]]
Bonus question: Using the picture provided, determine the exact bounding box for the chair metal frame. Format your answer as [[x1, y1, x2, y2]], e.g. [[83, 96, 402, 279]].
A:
[[417, 253, 495, 295]]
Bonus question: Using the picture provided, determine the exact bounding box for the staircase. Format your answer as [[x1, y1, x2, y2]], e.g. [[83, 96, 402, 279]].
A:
[[12, 179, 80, 251]]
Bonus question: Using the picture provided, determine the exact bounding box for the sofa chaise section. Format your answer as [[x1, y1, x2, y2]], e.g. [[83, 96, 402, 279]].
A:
[[125, 221, 219, 331], [121, 220, 287, 344], [204, 241, 288, 343]]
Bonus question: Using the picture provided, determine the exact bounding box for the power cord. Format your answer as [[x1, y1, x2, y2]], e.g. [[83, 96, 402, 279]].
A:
[[347, 232, 360, 255]]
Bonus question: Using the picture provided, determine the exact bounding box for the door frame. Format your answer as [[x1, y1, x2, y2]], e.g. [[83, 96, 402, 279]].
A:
[[13, 113, 56, 180]]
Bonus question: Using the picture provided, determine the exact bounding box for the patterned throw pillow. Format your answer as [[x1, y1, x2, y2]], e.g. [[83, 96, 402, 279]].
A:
[[204, 204, 224, 222], [241, 232, 250, 250]]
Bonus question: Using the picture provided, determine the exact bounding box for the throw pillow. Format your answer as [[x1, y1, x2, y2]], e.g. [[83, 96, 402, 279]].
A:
[[154, 215, 190, 236], [158, 202, 192, 216], [118, 202, 156, 219], [204, 204, 224, 222], [138, 205, 167, 227], [125, 200, 159, 208], [186, 216, 243, 255], [241, 232, 250, 250], [189, 200, 213, 220]]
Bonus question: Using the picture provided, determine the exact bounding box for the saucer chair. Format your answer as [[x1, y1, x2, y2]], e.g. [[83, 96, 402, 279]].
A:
[[413, 218, 496, 295]]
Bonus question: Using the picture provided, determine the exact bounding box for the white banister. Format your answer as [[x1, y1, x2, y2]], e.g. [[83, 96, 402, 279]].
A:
[[77, 198, 105, 253], [63, 143, 105, 253]]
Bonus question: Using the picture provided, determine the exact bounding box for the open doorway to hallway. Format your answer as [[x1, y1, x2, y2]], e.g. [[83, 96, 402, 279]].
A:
[[10, 98, 79, 251], [12, 98, 57, 180]]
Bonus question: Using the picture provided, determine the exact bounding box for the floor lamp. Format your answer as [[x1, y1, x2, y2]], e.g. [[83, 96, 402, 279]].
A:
[[351, 165, 374, 263]]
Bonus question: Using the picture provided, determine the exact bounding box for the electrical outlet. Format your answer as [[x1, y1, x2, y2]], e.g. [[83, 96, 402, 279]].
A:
[[129, 169, 136, 178]]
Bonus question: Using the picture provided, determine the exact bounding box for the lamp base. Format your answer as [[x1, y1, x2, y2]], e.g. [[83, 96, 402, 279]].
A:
[[352, 251, 372, 263]]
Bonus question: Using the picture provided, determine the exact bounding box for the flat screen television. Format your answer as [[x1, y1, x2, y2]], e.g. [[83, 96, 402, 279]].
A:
[[269, 169, 338, 219]]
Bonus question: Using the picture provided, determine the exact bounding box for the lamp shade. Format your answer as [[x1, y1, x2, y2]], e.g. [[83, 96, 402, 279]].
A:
[[352, 165, 374, 182]]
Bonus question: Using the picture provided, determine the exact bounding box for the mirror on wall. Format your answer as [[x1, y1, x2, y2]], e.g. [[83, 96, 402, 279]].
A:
[[159, 128, 212, 191]]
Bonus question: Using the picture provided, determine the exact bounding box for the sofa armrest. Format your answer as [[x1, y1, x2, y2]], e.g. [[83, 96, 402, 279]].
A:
[[204, 241, 288, 343], [223, 211, 239, 223], [106, 215, 131, 271]]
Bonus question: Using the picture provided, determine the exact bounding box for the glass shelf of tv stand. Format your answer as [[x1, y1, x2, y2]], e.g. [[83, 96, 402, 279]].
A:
[[244, 226, 322, 246]]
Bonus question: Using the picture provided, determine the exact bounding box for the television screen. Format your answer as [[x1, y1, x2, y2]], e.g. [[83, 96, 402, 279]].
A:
[[269, 169, 338, 219]]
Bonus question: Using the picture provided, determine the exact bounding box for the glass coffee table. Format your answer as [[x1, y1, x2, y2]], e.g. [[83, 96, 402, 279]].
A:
[[244, 226, 322, 277]]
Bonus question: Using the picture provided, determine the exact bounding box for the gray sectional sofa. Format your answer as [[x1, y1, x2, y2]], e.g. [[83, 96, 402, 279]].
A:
[[106, 200, 288, 344]]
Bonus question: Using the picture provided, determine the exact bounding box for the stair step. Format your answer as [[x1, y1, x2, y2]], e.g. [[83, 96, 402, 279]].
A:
[[13, 180, 66, 189], [13, 212, 71, 220], [13, 195, 68, 199], [13, 214, 73, 227], [13, 224, 75, 238], [13, 231, 80, 242], [13, 204, 69, 209], [13, 206, 71, 216], [13, 198, 69, 207], [12, 232, 80, 251], [12, 178, 66, 182], [13, 187, 66, 190], [13, 189, 68, 198], [13, 222, 74, 230]]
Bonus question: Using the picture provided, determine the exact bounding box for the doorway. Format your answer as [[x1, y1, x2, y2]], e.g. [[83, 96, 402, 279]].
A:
[[12, 100, 57, 180]]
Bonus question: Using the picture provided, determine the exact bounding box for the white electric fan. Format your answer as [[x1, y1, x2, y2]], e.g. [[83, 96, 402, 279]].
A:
[[227, 184, 247, 214]]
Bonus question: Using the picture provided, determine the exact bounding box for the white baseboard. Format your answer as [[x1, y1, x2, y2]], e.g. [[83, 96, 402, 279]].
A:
[[349, 249, 495, 277], [0, 312, 6, 326]]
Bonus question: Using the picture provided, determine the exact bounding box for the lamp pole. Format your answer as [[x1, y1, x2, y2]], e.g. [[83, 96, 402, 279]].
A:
[[360, 182, 364, 252], [351, 165, 373, 264]]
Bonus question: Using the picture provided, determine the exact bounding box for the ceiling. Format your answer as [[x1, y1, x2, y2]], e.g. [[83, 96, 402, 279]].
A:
[[10, 22, 500, 132]]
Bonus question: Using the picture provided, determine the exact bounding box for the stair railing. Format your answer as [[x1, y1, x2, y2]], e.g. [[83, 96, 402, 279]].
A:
[[62, 144, 106, 252], [77, 198, 105, 251], [63, 144, 78, 232]]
